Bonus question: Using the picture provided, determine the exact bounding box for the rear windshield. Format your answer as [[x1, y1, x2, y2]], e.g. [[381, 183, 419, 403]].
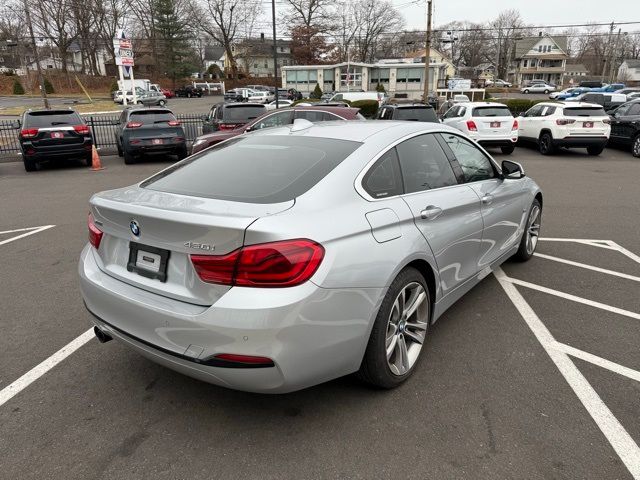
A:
[[24, 111, 82, 128], [129, 110, 175, 124], [472, 107, 512, 117], [563, 107, 606, 117], [142, 136, 361, 204], [394, 107, 438, 122], [223, 105, 265, 121]]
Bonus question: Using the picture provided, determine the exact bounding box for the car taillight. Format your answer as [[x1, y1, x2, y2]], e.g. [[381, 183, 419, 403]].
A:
[[126, 121, 143, 128], [512, 120, 518, 130], [88, 213, 103, 249], [466, 120, 477, 131], [191, 239, 324, 288], [167, 120, 180, 126], [20, 128, 38, 138], [73, 125, 90, 135], [556, 119, 576, 125], [213, 353, 274, 366], [219, 124, 238, 130]]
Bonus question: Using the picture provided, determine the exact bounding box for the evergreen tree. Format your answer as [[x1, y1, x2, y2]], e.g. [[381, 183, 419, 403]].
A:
[[311, 83, 323, 99], [154, 0, 196, 85], [44, 78, 55, 94], [13, 79, 25, 95]]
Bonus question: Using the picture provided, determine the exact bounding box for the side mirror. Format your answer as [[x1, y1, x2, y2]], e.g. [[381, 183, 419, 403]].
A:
[[502, 160, 525, 179]]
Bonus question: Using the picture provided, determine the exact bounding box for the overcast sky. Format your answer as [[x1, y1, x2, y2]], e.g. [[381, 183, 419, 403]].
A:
[[393, 0, 638, 29]]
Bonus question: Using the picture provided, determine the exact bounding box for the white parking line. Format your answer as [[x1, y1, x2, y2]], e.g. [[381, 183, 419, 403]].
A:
[[554, 342, 640, 383], [539, 238, 620, 250], [0, 328, 94, 408], [505, 276, 640, 321], [495, 268, 640, 479], [0, 225, 55, 247], [533, 253, 640, 283], [606, 240, 640, 265]]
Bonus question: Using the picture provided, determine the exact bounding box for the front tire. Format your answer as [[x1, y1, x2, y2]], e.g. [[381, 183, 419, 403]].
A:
[[523, 89, 530, 94], [587, 145, 604, 156], [358, 267, 430, 389], [513, 199, 542, 262], [176, 145, 188, 160], [159, 100, 166, 106], [632, 134, 640, 158], [538, 132, 555, 155], [544, 89, 549, 94], [501, 145, 515, 155]]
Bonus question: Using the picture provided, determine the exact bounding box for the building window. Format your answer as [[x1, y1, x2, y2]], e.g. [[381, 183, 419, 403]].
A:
[[396, 67, 423, 83], [370, 68, 390, 83], [286, 69, 317, 84], [264, 62, 268, 68], [254, 63, 258, 68], [340, 65, 362, 88]]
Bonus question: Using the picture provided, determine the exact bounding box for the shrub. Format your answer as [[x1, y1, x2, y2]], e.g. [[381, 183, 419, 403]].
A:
[[376, 82, 386, 93], [12, 79, 25, 95], [350, 99, 379, 118], [43, 78, 54, 94], [109, 79, 119, 92], [484, 90, 493, 100], [310, 83, 323, 99], [493, 98, 546, 116]]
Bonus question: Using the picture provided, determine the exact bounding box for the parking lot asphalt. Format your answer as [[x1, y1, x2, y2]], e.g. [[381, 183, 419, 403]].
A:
[[0, 146, 639, 479]]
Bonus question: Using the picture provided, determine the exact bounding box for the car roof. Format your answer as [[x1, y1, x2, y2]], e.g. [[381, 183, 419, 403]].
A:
[[463, 102, 511, 108], [25, 108, 77, 115], [384, 103, 434, 109], [126, 107, 172, 114], [250, 120, 455, 142]]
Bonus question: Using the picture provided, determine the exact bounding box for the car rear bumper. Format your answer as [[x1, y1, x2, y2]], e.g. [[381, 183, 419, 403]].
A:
[[22, 142, 92, 160], [126, 141, 186, 156], [79, 245, 381, 393], [553, 137, 608, 148], [476, 138, 518, 147]]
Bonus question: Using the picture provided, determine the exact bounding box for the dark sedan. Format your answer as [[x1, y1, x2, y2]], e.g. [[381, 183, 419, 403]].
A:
[[191, 106, 362, 154], [608, 99, 640, 157]]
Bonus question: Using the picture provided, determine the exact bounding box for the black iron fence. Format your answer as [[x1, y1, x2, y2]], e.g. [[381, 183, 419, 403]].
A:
[[0, 113, 206, 157]]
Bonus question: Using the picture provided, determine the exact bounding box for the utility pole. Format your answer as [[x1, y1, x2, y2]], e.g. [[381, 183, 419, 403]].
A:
[[271, 0, 279, 108], [422, 0, 432, 102], [608, 28, 621, 83], [602, 22, 614, 81], [23, 0, 49, 109]]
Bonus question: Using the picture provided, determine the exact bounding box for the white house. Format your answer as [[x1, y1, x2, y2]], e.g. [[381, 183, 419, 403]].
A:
[[618, 59, 640, 84], [511, 34, 569, 86]]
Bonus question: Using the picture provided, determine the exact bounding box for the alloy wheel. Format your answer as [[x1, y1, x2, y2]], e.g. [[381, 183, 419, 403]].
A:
[[525, 205, 541, 255], [633, 136, 640, 157], [385, 282, 429, 376]]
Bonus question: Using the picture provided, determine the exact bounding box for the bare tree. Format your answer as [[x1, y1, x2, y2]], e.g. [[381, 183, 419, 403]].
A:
[[352, 0, 403, 63], [488, 9, 529, 79], [31, 0, 77, 73], [285, 0, 334, 30]]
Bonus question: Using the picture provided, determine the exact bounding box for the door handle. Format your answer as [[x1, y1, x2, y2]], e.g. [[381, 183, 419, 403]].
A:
[[481, 194, 494, 205], [420, 205, 443, 220]]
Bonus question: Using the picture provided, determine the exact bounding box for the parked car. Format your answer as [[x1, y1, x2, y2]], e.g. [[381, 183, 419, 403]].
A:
[[113, 87, 147, 104], [18, 108, 93, 171], [441, 102, 518, 154], [277, 88, 289, 100], [114, 107, 187, 164], [627, 92, 640, 101], [201, 102, 267, 134], [486, 79, 512, 88], [265, 99, 294, 111], [549, 88, 577, 99], [607, 99, 640, 157], [80, 120, 543, 393], [376, 104, 438, 123], [438, 95, 471, 116], [579, 80, 603, 88], [135, 91, 168, 107], [521, 83, 556, 94], [565, 92, 626, 111], [524, 79, 556, 88], [193, 106, 361, 153], [224, 88, 257, 102], [246, 84, 270, 91], [590, 83, 625, 93], [554, 86, 591, 100], [247, 90, 273, 103], [516, 101, 610, 155], [614, 88, 640, 96], [160, 88, 175, 99], [320, 92, 335, 101], [329, 91, 385, 103], [174, 85, 203, 98], [288, 88, 303, 100]]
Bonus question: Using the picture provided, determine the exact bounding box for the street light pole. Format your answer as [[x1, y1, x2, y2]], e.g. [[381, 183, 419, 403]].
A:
[[271, 0, 279, 109], [422, 0, 432, 102], [23, 0, 49, 109]]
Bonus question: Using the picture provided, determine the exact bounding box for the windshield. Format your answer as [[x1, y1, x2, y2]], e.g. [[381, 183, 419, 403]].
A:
[[471, 107, 512, 117], [129, 110, 176, 124], [24, 111, 82, 127], [223, 105, 265, 121], [394, 107, 438, 122], [142, 135, 361, 204], [563, 107, 606, 117]]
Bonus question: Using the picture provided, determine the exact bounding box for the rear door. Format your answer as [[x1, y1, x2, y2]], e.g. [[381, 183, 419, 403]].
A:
[[440, 132, 524, 268], [396, 133, 484, 296], [471, 105, 514, 138]]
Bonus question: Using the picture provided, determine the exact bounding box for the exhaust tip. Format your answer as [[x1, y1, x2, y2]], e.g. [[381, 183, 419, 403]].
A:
[[94, 326, 113, 343]]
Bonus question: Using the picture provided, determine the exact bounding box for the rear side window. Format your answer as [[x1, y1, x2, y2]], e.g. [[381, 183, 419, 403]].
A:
[[24, 111, 82, 128], [362, 148, 403, 199], [563, 107, 606, 117], [471, 107, 512, 117], [223, 105, 265, 121], [396, 134, 458, 193], [393, 107, 438, 122], [129, 110, 175, 124], [142, 136, 361, 204]]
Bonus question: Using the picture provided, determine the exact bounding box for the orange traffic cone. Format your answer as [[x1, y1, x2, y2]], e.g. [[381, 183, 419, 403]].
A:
[[90, 145, 105, 171]]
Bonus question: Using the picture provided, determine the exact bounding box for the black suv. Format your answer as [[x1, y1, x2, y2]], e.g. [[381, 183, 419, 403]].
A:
[[201, 102, 267, 134], [376, 104, 439, 123], [174, 85, 203, 98], [18, 109, 93, 172], [608, 99, 640, 157], [114, 107, 187, 164]]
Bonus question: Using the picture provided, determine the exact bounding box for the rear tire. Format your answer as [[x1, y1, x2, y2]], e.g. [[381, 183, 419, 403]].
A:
[[586, 145, 605, 156], [123, 150, 137, 165], [538, 132, 555, 155], [357, 267, 430, 389], [632, 134, 640, 158], [523, 89, 530, 94], [544, 89, 549, 94], [177, 145, 188, 160], [23, 156, 37, 172], [513, 199, 542, 262], [116, 140, 123, 157], [159, 100, 166, 106], [501, 145, 515, 155], [84, 151, 93, 167]]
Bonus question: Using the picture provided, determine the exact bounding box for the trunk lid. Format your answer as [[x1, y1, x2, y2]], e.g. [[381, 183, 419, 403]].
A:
[[471, 106, 515, 137], [562, 106, 610, 137], [90, 186, 294, 306]]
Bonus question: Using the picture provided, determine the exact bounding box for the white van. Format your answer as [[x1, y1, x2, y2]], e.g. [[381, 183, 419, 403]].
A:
[[329, 91, 385, 104]]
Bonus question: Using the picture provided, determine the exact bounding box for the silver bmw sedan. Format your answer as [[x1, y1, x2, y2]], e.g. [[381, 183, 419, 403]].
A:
[[79, 120, 542, 393]]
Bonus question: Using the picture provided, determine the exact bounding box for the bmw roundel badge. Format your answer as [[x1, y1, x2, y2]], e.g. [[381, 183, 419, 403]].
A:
[[130, 220, 140, 237]]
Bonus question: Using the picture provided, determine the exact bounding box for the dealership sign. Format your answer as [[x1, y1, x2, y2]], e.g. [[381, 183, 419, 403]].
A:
[[114, 36, 134, 67]]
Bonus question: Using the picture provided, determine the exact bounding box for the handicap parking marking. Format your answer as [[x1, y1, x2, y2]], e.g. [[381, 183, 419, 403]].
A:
[[533, 253, 640, 283], [555, 342, 640, 384], [0, 225, 56, 247], [495, 267, 640, 479]]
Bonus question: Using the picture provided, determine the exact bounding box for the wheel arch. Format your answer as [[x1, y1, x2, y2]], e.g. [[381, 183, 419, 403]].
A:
[[402, 258, 438, 323]]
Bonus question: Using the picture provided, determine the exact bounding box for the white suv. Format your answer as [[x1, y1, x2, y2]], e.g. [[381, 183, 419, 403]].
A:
[[516, 102, 610, 155], [441, 102, 518, 154]]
